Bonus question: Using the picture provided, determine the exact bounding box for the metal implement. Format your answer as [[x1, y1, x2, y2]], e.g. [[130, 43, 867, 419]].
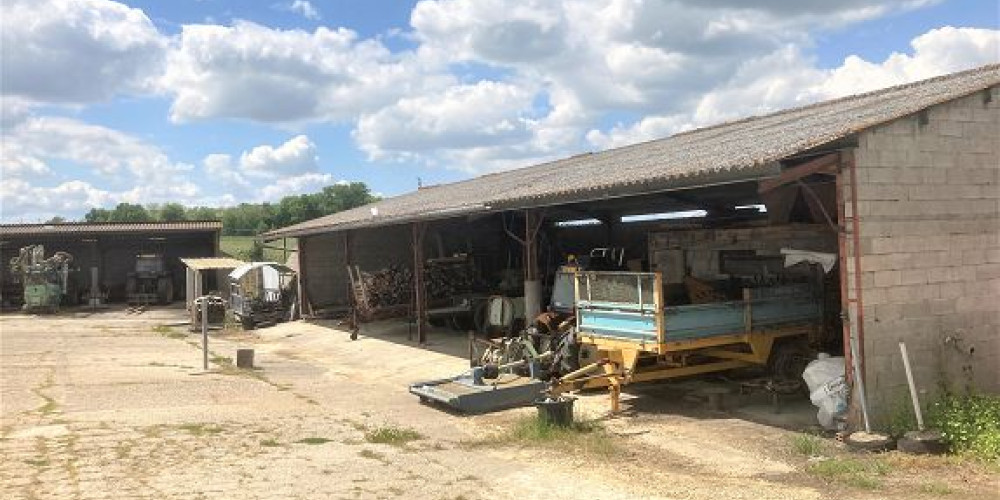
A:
[[229, 262, 297, 330], [8, 245, 73, 313], [194, 295, 226, 371]]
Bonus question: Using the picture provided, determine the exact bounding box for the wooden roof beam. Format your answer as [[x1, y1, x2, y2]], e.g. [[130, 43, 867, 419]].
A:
[[758, 152, 840, 194]]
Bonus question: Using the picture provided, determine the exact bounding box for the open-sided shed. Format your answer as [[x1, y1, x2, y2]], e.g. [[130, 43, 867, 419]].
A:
[[264, 65, 1000, 420], [1, 221, 222, 307]]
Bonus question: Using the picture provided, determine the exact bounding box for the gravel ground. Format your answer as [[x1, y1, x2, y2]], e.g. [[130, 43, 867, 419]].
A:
[[1, 307, 995, 499]]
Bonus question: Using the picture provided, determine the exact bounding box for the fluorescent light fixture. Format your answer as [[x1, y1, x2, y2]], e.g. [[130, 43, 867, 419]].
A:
[[620, 210, 707, 223], [555, 218, 603, 227]]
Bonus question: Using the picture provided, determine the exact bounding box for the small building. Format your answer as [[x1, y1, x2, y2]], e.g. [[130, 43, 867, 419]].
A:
[[1, 221, 222, 306], [264, 65, 1000, 421]]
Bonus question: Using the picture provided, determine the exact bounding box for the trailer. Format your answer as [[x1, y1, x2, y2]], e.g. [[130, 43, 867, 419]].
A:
[[549, 271, 820, 411], [413, 269, 823, 412]]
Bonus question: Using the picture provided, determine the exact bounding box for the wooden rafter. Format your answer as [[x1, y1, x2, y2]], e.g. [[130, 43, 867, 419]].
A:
[[758, 152, 840, 194]]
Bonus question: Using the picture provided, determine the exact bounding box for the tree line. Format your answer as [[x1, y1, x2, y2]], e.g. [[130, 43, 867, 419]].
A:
[[77, 182, 378, 236]]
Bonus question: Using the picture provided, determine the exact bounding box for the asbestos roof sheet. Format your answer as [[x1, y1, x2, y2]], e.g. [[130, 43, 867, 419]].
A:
[[180, 257, 246, 271], [0, 221, 223, 237], [263, 64, 1000, 239]]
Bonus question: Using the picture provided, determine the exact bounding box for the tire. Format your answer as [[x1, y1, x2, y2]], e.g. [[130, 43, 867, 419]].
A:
[[897, 430, 947, 455], [768, 339, 813, 382], [845, 431, 895, 453]]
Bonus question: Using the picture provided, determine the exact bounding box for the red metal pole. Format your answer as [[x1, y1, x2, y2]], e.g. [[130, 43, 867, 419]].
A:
[[847, 150, 867, 371], [835, 155, 853, 384]]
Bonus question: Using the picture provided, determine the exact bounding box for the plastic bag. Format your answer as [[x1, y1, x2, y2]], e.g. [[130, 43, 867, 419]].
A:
[[802, 354, 848, 430]]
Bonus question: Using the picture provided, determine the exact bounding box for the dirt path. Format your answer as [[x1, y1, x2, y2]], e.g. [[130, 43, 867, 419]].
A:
[[1, 309, 995, 499]]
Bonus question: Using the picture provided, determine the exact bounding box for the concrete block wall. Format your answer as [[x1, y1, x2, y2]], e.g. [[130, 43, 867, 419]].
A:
[[849, 86, 999, 414], [648, 224, 837, 281]]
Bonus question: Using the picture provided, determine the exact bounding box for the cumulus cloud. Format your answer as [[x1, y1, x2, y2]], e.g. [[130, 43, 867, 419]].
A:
[[160, 21, 445, 123], [288, 0, 320, 20], [0, 115, 200, 220], [0, 0, 167, 104], [239, 135, 319, 178], [587, 26, 1000, 150], [259, 172, 336, 201]]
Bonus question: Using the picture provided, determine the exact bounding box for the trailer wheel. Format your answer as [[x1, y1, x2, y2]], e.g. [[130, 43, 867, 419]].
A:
[[768, 340, 813, 382]]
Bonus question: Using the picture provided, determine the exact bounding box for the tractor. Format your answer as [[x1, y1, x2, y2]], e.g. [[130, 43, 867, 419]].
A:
[[126, 254, 174, 305]]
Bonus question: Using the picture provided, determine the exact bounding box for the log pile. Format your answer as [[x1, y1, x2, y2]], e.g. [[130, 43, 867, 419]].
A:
[[425, 257, 478, 300], [359, 265, 413, 310]]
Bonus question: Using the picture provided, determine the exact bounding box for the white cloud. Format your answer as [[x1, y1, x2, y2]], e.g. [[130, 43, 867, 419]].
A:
[[0, 0, 167, 104], [288, 0, 320, 20], [239, 135, 319, 178], [160, 21, 446, 123], [0, 115, 201, 220], [202, 153, 250, 188], [4, 116, 192, 181], [587, 26, 1000, 149], [258, 172, 335, 201], [354, 81, 537, 161]]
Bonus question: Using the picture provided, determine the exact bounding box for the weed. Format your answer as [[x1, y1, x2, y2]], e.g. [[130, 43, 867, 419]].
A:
[[24, 458, 49, 467], [177, 424, 224, 436], [928, 393, 1000, 462], [470, 416, 620, 457], [789, 433, 826, 456], [364, 426, 422, 446], [807, 457, 890, 490], [260, 438, 280, 447], [919, 482, 953, 495], [358, 449, 386, 461], [296, 437, 333, 445]]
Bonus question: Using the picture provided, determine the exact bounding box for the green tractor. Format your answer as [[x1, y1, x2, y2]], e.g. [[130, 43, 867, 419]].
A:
[[126, 254, 174, 305], [8, 245, 74, 313]]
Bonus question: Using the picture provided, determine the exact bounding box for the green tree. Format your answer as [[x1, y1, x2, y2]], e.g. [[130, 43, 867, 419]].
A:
[[84, 208, 111, 222], [187, 206, 220, 221], [45, 216, 68, 224], [158, 203, 187, 222], [110, 203, 151, 222]]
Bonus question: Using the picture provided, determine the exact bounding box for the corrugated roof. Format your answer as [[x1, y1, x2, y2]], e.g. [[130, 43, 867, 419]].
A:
[[263, 64, 1000, 239], [0, 221, 223, 237], [180, 257, 246, 271]]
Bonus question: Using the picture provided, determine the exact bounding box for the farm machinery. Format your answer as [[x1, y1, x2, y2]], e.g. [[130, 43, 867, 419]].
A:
[[411, 268, 823, 413], [126, 254, 174, 305], [8, 245, 74, 313]]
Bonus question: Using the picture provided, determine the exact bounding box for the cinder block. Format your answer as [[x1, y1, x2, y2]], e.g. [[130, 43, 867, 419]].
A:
[[900, 269, 928, 286], [874, 270, 901, 288]]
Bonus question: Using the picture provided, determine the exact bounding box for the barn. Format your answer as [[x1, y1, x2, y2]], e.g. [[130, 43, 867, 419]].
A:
[[1, 221, 222, 307], [265, 64, 1000, 420]]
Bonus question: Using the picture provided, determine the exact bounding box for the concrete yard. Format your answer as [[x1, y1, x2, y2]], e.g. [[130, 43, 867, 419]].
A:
[[1, 308, 997, 500]]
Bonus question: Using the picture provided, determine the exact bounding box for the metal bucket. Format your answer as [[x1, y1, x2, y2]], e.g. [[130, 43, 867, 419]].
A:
[[534, 396, 575, 427]]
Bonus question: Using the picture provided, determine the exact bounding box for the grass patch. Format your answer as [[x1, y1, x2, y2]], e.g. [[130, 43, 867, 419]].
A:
[[32, 370, 59, 416], [358, 449, 386, 462], [153, 325, 187, 339], [295, 437, 333, 445], [918, 481, 954, 495], [177, 423, 224, 436], [807, 457, 891, 490], [470, 416, 620, 457], [789, 433, 826, 456], [364, 426, 423, 446], [260, 438, 280, 447], [24, 458, 49, 467]]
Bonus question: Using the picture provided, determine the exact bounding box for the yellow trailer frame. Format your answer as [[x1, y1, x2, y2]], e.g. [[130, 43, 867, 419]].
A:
[[551, 271, 819, 411]]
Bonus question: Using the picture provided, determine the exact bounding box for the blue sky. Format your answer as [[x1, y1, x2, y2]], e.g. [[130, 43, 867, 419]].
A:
[[2, 0, 998, 222]]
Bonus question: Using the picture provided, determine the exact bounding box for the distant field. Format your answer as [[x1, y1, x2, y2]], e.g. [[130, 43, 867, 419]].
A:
[[220, 236, 297, 263]]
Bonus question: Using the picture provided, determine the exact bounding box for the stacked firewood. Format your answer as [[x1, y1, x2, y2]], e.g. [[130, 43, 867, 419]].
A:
[[425, 259, 477, 299], [359, 265, 413, 309]]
